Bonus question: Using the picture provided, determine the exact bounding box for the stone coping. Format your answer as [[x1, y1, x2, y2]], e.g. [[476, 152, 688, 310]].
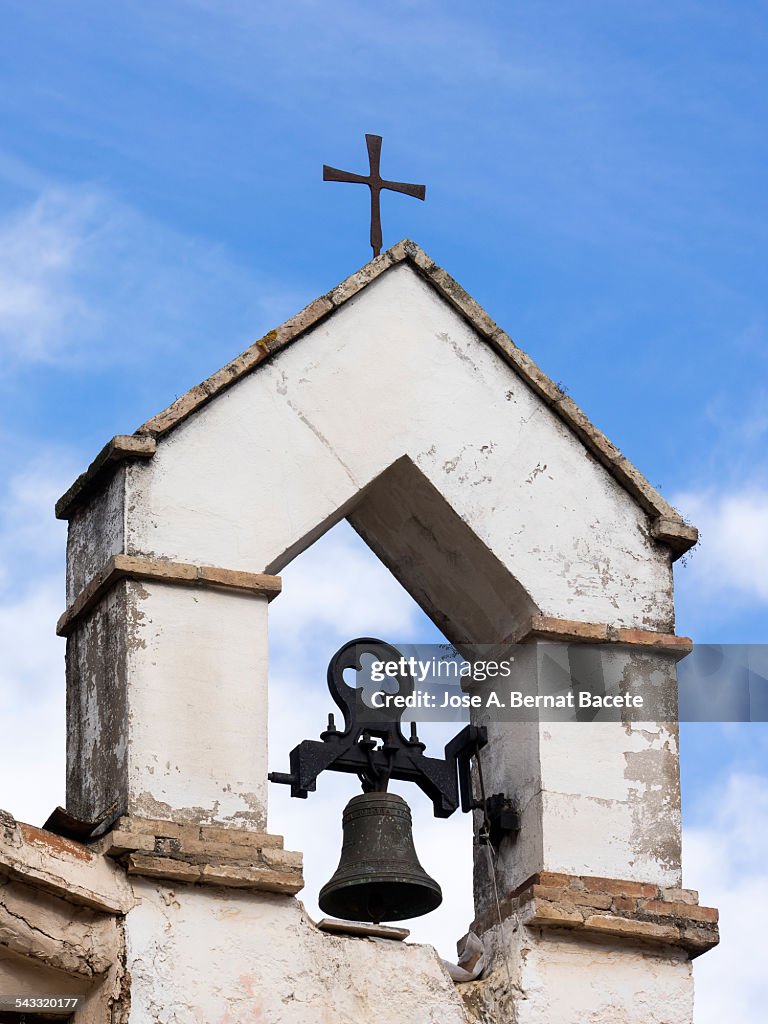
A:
[[56, 434, 155, 519], [0, 874, 120, 981], [57, 554, 282, 637], [474, 871, 718, 958], [513, 615, 692, 656], [54, 240, 696, 558], [99, 816, 304, 896], [0, 809, 131, 914], [316, 918, 410, 941]]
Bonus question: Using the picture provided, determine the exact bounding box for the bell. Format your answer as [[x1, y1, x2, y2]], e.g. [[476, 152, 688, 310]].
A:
[[319, 791, 442, 923]]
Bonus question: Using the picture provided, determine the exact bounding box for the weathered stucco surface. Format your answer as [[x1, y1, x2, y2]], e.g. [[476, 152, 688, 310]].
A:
[[460, 926, 694, 1024], [66, 580, 270, 831], [0, 811, 469, 1024], [41, 247, 711, 1022], [62, 261, 680, 841], [0, 812, 132, 1022], [1, 810, 717, 1024], [125, 882, 467, 1024], [122, 264, 675, 632], [66, 582, 130, 826], [126, 583, 269, 831], [66, 465, 126, 604], [470, 643, 684, 933]]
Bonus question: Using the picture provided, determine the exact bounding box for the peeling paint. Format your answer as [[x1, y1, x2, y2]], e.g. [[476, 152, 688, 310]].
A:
[[53, 258, 697, 1021]]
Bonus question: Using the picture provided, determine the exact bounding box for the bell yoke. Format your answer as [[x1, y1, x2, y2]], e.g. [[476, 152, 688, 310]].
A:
[[269, 638, 514, 923]]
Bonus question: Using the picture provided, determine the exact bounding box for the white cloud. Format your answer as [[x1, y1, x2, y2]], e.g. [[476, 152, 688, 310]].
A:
[[0, 458, 73, 825], [0, 190, 96, 362], [0, 614, 65, 826], [0, 579, 64, 702], [172, 0, 553, 100], [268, 521, 427, 655], [685, 772, 768, 1023], [0, 456, 71, 592], [673, 487, 768, 604], [0, 185, 306, 371]]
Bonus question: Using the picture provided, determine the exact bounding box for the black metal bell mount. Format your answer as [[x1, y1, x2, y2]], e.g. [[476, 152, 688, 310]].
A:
[[269, 638, 519, 924]]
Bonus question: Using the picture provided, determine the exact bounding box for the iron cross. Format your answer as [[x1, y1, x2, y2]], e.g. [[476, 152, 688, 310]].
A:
[[323, 135, 426, 258]]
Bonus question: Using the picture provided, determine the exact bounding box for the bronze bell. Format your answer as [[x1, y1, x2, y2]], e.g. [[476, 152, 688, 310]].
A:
[[319, 791, 442, 923]]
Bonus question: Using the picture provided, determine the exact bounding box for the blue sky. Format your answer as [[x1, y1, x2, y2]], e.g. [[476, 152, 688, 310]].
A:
[[0, 2, 766, 1019]]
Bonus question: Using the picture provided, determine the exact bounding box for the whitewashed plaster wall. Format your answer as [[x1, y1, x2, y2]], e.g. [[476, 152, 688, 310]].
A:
[[124, 882, 468, 1024], [516, 937, 694, 1024], [66, 581, 269, 832], [53, 256, 701, 1023], [64, 260, 682, 873], [121, 265, 674, 632], [471, 644, 683, 904], [125, 584, 269, 830], [460, 922, 694, 1024]]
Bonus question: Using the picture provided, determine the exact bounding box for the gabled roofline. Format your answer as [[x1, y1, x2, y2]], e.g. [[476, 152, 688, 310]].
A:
[[55, 240, 697, 558]]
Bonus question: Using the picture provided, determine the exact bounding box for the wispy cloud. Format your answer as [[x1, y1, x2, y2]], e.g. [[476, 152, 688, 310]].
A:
[[0, 183, 306, 373], [268, 521, 428, 663], [0, 455, 72, 593], [0, 458, 73, 825], [685, 772, 768, 1022], [0, 189, 97, 363], [673, 487, 768, 606]]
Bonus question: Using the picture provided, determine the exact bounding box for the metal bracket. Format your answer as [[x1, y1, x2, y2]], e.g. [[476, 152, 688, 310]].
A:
[[478, 794, 520, 847], [269, 637, 516, 839]]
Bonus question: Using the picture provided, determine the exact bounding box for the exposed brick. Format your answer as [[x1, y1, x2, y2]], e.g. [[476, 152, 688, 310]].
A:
[[641, 900, 718, 924], [583, 914, 679, 944], [532, 880, 610, 905], [681, 924, 720, 955], [261, 848, 304, 870], [427, 265, 500, 339], [402, 238, 434, 272], [522, 617, 609, 644], [126, 853, 304, 895], [585, 876, 660, 899], [112, 816, 185, 838], [525, 899, 584, 927], [196, 565, 281, 598], [529, 883, 610, 908], [19, 825, 92, 862], [661, 887, 699, 905], [198, 824, 283, 848], [531, 884, 570, 902], [651, 519, 700, 557], [613, 896, 638, 914], [55, 434, 156, 520], [199, 862, 303, 894], [317, 918, 409, 941], [616, 628, 692, 654], [534, 871, 577, 889], [276, 295, 333, 342], [128, 853, 199, 883], [328, 250, 397, 306], [136, 292, 333, 441], [60, 557, 283, 636], [102, 829, 157, 857], [570, 892, 613, 910]]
